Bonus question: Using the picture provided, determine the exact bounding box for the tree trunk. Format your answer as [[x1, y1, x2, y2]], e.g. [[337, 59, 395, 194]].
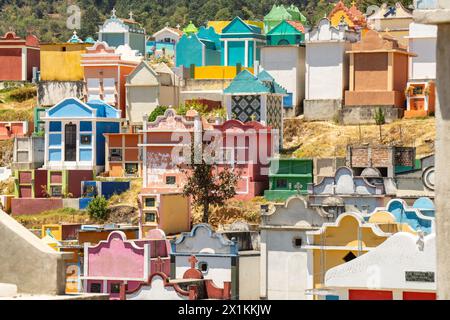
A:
[[202, 201, 209, 224]]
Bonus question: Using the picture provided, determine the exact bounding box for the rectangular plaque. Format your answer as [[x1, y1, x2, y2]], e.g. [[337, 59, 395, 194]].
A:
[[405, 271, 435, 283]]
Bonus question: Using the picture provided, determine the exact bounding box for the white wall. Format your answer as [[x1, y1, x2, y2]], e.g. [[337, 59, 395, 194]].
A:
[[239, 254, 260, 300], [305, 42, 347, 100], [126, 86, 160, 125], [260, 46, 305, 108], [409, 38, 437, 80], [176, 255, 232, 287], [261, 229, 310, 300]]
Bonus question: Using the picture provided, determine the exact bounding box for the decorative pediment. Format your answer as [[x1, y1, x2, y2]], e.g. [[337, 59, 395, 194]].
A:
[[146, 108, 195, 131], [47, 98, 95, 118], [127, 61, 160, 86], [350, 29, 405, 51], [172, 224, 238, 255], [263, 195, 327, 228]]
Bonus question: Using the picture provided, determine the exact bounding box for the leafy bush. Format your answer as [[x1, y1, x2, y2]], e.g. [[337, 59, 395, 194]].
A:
[[87, 196, 109, 221], [176, 101, 208, 116], [148, 105, 169, 122]]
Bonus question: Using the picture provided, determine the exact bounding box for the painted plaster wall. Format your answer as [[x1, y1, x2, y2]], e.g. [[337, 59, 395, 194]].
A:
[[0, 48, 22, 80], [325, 233, 436, 294], [40, 45, 89, 81], [393, 53, 409, 92], [261, 229, 310, 299], [261, 46, 305, 113], [11, 198, 63, 215], [305, 42, 347, 100], [409, 37, 437, 80], [159, 86, 178, 106], [27, 48, 40, 81], [0, 209, 69, 295], [175, 255, 232, 287], [354, 53, 388, 91], [126, 86, 159, 124], [37, 81, 85, 107], [239, 254, 260, 300]]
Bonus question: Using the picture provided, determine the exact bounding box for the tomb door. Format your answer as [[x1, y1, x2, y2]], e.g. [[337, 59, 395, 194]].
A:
[[65, 123, 77, 162]]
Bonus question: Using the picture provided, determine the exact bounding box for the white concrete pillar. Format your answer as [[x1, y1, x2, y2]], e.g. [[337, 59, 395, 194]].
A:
[[21, 48, 27, 81], [224, 41, 228, 66], [244, 40, 249, 67], [415, 5, 450, 299]]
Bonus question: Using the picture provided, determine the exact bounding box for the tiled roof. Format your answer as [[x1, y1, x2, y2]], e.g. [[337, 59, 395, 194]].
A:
[[224, 70, 287, 95], [286, 20, 305, 33]]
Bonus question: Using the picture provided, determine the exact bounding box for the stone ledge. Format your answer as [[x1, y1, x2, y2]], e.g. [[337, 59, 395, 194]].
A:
[[414, 9, 450, 25]]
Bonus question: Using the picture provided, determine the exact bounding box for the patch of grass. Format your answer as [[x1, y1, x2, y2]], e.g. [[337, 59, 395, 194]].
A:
[[14, 208, 92, 229], [3, 86, 36, 103], [0, 108, 33, 122]]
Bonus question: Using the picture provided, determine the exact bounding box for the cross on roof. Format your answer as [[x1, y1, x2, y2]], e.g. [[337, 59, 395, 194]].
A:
[[129, 11, 134, 21], [188, 255, 198, 269], [111, 8, 117, 19]]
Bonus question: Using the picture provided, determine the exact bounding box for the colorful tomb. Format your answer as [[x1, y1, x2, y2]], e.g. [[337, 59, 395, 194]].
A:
[[224, 70, 286, 140], [308, 166, 394, 215], [0, 31, 40, 82], [40, 42, 93, 82], [104, 132, 143, 178], [266, 20, 305, 46], [220, 17, 266, 68], [171, 224, 260, 300], [324, 232, 436, 300], [175, 26, 221, 68], [139, 108, 194, 236], [98, 9, 146, 55], [260, 196, 327, 300], [0, 121, 30, 140], [264, 158, 313, 201], [82, 230, 171, 299], [260, 45, 305, 116], [328, 0, 366, 29], [263, 4, 307, 33], [304, 18, 359, 121], [304, 212, 393, 299], [41, 97, 121, 173], [404, 22, 437, 118], [366, 2, 413, 46], [125, 61, 168, 126], [81, 41, 142, 118], [344, 30, 415, 113], [212, 119, 275, 200]]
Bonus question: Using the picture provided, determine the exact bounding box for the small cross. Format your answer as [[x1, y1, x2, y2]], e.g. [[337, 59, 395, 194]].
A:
[[111, 8, 117, 19], [176, 24, 181, 30], [188, 255, 198, 269], [129, 11, 134, 21], [166, 22, 170, 28]]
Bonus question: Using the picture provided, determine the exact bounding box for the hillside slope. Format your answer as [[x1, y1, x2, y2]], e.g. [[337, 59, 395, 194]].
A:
[[284, 117, 435, 159]]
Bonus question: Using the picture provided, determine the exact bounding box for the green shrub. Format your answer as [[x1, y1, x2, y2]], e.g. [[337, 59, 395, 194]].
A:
[[148, 105, 169, 122], [87, 196, 109, 221], [176, 101, 208, 116], [374, 108, 385, 125]]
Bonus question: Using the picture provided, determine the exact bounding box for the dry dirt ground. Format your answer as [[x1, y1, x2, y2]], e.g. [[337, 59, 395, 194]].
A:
[[284, 117, 435, 159]]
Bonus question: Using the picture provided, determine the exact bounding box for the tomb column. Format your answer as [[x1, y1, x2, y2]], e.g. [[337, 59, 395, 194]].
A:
[[349, 52, 355, 91], [244, 40, 249, 68], [415, 4, 450, 299], [387, 51, 394, 91]]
